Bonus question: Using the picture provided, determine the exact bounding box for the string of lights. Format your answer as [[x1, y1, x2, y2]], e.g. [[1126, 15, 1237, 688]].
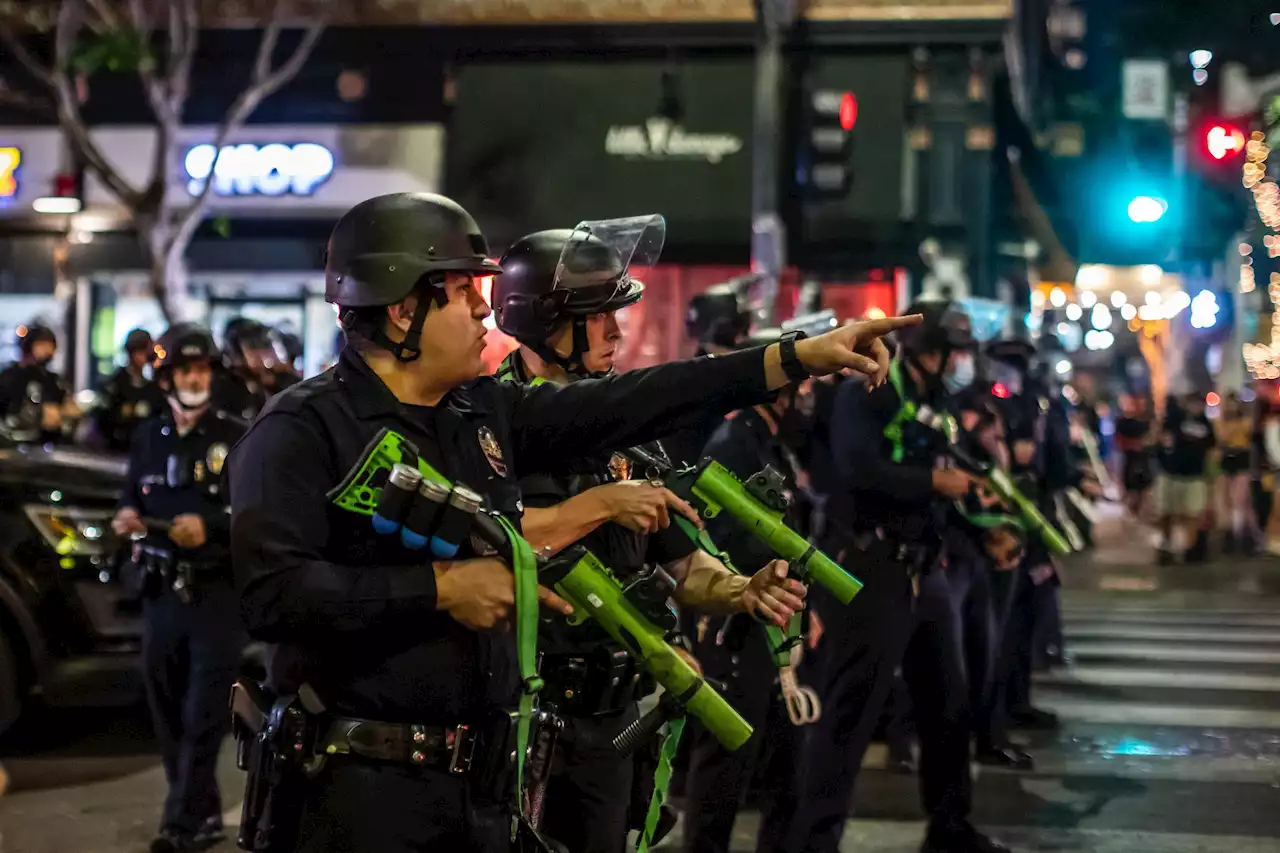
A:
[[1241, 131, 1280, 378]]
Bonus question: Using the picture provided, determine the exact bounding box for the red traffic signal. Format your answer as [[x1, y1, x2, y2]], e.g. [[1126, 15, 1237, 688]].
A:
[[1205, 123, 1246, 160], [839, 92, 858, 131]]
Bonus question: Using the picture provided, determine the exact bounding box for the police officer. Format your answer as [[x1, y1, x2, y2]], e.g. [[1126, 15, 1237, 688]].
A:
[[765, 298, 1009, 853], [269, 328, 304, 391], [91, 328, 166, 452], [950, 385, 1034, 770], [663, 283, 755, 468], [226, 192, 912, 853], [490, 224, 807, 853], [110, 324, 245, 853], [216, 318, 273, 420], [681, 374, 815, 853], [987, 339, 1063, 733], [0, 323, 73, 444]]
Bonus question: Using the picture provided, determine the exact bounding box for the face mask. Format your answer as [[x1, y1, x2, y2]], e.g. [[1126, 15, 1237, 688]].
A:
[[943, 353, 975, 394], [174, 387, 211, 409], [35, 356, 54, 369]]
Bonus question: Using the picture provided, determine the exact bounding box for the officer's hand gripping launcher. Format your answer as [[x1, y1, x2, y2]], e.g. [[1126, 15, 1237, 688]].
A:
[[943, 436, 1073, 557], [328, 429, 753, 753], [623, 445, 863, 605]]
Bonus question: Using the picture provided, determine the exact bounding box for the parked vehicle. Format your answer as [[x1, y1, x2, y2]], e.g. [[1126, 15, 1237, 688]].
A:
[[0, 444, 140, 737]]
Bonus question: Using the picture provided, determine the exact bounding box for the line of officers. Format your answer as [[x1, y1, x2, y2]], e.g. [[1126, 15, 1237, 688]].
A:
[[64, 191, 1081, 853], [0, 317, 303, 451]]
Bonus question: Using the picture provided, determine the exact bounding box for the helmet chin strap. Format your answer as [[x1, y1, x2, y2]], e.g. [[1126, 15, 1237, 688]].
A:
[[907, 346, 952, 400], [352, 275, 447, 363], [532, 317, 614, 380]]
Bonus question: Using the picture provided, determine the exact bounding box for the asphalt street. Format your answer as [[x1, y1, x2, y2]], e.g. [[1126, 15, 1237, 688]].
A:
[[2, 506, 1279, 852]]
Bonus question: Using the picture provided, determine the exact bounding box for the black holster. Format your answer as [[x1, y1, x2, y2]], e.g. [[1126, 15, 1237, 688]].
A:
[[231, 681, 321, 853]]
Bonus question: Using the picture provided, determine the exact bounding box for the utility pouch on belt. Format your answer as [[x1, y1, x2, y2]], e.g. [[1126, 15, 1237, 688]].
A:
[[231, 680, 321, 853]]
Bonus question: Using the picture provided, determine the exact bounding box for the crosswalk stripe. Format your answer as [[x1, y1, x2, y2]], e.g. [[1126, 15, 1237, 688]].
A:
[[1035, 696, 1280, 728], [1065, 625, 1280, 643], [1037, 666, 1280, 692], [1065, 641, 1280, 664], [1059, 612, 1280, 625]]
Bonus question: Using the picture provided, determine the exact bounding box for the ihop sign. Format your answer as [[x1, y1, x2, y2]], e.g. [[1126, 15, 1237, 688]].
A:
[[183, 142, 335, 197]]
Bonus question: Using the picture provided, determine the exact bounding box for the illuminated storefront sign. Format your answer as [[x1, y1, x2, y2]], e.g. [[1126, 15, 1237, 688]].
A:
[[0, 147, 22, 201], [183, 142, 335, 197]]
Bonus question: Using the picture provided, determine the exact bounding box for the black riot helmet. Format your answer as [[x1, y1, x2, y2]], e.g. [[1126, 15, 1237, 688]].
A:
[[123, 328, 154, 356], [685, 282, 753, 349], [154, 324, 220, 374], [324, 192, 502, 362], [894, 297, 974, 360], [223, 318, 273, 365], [493, 216, 665, 377], [17, 323, 56, 358]]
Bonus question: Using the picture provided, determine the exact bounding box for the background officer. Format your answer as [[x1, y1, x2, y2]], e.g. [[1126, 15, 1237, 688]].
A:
[[491, 224, 806, 853], [680, 374, 815, 853], [766, 299, 1008, 853], [89, 328, 166, 452], [227, 192, 911, 853], [0, 323, 74, 444], [216, 318, 273, 419], [663, 282, 755, 468], [110, 323, 244, 853]]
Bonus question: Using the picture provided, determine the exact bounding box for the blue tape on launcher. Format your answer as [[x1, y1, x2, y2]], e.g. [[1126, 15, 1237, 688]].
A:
[[401, 479, 451, 551], [373, 464, 422, 535], [429, 486, 485, 558]]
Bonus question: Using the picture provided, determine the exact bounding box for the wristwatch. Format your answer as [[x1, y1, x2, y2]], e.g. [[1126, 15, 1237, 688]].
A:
[[778, 330, 809, 383]]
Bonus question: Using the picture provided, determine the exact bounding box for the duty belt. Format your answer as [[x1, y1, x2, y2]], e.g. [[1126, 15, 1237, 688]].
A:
[[136, 544, 221, 602], [322, 718, 477, 773], [847, 528, 936, 571]]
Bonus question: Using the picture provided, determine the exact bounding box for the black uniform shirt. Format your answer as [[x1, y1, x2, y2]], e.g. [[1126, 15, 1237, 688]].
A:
[[702, 406, 803, 572], [0, 363, 70, 442], [95, 367, 166, 452], [828, 367, 942, 541], [118, 405, 244, 566], [214, 371, 267, 422], [520, 440, 696, 656], [227, 346, 773, 724]]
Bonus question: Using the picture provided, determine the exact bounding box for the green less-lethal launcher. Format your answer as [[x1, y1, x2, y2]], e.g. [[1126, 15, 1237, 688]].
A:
[[626, 448, 864, 605], [328, 429, 754, 753]]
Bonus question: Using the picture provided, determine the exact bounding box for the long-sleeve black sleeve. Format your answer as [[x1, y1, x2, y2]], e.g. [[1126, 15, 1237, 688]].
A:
[[227, 412, 439, 642], [830, 379, 933, 502], [700, 421, 777, 573], [505, 346, 769, 474]]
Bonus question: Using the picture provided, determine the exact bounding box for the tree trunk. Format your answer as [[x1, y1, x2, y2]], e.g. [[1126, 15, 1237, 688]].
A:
[[138, 220, 190, 325]]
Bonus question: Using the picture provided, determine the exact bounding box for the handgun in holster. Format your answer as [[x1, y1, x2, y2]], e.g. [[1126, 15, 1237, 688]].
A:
[[231, 680, 323, 853]]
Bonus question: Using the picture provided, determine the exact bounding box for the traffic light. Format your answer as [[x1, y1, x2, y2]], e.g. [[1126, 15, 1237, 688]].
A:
[[1193, 118, 1248, 166], [798, 89, 857, 200]]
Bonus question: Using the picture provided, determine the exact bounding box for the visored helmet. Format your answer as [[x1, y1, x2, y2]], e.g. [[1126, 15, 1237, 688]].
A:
[[325, 193, 502, 362], [493, 215, 664, 376], [894, 297, 974, 357], [154, 324, 220, 373], [685, 281, 752, 348], [223, 318, 273, 362]]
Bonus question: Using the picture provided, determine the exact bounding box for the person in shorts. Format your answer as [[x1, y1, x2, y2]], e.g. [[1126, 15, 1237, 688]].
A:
[[1155, 394, 1216, 564]]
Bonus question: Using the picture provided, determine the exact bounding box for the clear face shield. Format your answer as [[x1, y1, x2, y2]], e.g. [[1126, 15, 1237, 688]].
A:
[[552, 215, 666, 301]]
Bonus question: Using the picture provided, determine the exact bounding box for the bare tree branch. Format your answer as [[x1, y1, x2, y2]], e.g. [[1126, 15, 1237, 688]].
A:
[[169, 0, 199, 113], [170, 6, 325, 251], [84, 0, 125, 30], [0, 81, 55, 117], [38, 0, 145, 206], [0, 19, 59, 89]]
